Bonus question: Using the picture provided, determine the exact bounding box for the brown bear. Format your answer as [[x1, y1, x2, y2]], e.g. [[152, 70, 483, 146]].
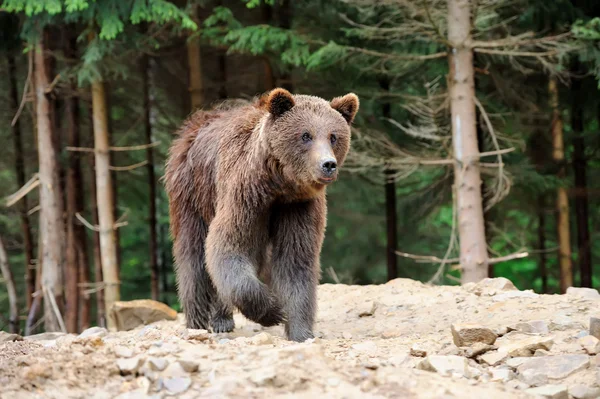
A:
[[164, 88, 359, 342]]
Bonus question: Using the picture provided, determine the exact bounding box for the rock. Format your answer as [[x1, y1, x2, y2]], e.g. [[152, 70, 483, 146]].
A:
[[517, 355, 589, 380], [497, 336, 554, 357], [342, 331, 353, 340], [511, 320, 549, 335], [177, 359, 199, 373], [163, 362, 189, 379], [490, 368, 513, 382], [351, 341, 377, 355], [492, 291, 538, 302], [357, 301, 377, 317], [518, 368, 548, 387], [113, 346, 134, 358], [117, 357, 145, 375], [550, 315, 584, 331], [147, 357, 168, 371], [569, 385, 600, 399], [480, 351, 508, 366], [578, 335, 600, 355], [525, 385, 568, 399], [506, 357, 529, 368], [590, 317, 600, 340], [78, 327, 107, 339], [534, 349, 550, 357], [182, 329, 211, 342], [462, 343, 495, 358], [417, 355, 471, 378], [566, 287, 600, 300], [506, 380, 530, 391], [451, 323, 497, 347], [409, 344, 427, 357], [164, 377, 192, 394], [250, 332, 273, 345], [468, 278, 517, 295], [25, 332, 67, 341], [110, 299, 177, 331], [0, 332, 23, 342]]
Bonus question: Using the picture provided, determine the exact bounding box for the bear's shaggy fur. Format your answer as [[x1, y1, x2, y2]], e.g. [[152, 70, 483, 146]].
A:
[[164, 88, 359, 341]]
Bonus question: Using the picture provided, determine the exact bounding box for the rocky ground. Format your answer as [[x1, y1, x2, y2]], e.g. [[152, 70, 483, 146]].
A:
[[1, 277, 599, 399]]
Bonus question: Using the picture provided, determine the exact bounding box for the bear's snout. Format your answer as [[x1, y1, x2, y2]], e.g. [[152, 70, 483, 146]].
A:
[[321, 159, 337, 177]]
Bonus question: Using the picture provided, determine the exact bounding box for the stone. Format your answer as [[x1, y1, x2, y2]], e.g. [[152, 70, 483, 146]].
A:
[[534, 349, 550, 357], [518, 368, 548, 387], [25, 332, 67, 341], [525, 385, 568, 399], [566, 287, 600, 300], [78, 327, 107, 339], [462, 343, 495, 358], [497, 336, 554, 357], [164, 377, 192, 394], [550, 315, 584, 331], [357, 301, 377, 317], [250, 367, 277, 386], [417, 355, 471, 378], [492, 291, 538, 302], [490, 368, 513, 382], [506, 380, 530, 390], [117, 357, 145, 375], [177, 359, 199, 373], [451, 323, 497, 347], [578, 335, 600, 355], [480, 351, 508, 366], [517, 355, 589, 380], [570, 385, 600, 399], [469, 278, 517, 295], [511, 320, 549, 335], [113, 346, 134, 358], [110, 299, 177, 331], [506, 358, 529, 368], [250, 332, 273, 345], [342, 332, 353, 340], [163, 362, 188, 378], [0, 332, 23, 342], [410, 344, 427, 357], [183, 329, 211, 342], [590, 317, 600, 340], [351, 341, 377, 355], [147, 357, 168, 371]]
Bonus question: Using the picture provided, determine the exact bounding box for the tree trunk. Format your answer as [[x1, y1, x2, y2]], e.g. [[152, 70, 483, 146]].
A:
[[447, 0, 489, 283], [141, 54, 160, 301], [260, 2, 275, 91], [549, 77, 573, 293], [0, 236, 19, 333], [571, 75, 592, 288], [90, 72, 120, 330], [187, 5, 204, 110], [379, 78, 397, 281], [88, 129, 105, 327], [35, 35, 66, 332], [276, 0, 293, 91], [537, 195, 548, 293], [25, 226, 44, 335], [158, 222, 169, 304], [8, 53, 35, 310]]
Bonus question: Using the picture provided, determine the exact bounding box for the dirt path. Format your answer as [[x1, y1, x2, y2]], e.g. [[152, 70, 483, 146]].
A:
[[1, 278, 598, 398]]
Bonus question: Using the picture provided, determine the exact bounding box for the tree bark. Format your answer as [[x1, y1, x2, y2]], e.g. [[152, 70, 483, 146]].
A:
[[0, 236, 19, 334], [537, 195, 548, 293], [187, 4, 204, 110], [549, 77, 573, 293], [141, 53, 160, 301], [90, 69, 120, 330], [379, 78, 397, 281], [571, 74, 592, 288], [8, 53, 35, 310], [35, 35, 66, 332], [447, 0, 489, 283]]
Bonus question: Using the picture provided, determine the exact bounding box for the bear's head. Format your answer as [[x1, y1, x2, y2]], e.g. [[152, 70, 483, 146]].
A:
[[259, 88, 359, 189]]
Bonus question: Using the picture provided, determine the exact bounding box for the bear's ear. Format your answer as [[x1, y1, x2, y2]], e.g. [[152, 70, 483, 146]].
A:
[[330, 93, 359, 124], [263, 88, 295, 117]]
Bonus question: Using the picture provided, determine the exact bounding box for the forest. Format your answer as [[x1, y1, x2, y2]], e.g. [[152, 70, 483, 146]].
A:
[[0, 0, 599, 335]]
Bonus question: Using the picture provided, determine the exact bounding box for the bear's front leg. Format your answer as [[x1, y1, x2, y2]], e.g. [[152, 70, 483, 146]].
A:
[[269, 196, 326, 342], [205, 208, 284, 328]]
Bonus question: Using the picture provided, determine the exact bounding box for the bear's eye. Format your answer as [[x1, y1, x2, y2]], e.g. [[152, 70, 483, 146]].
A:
[[301, 132, 312, 143], [330, 134, 337, 145]]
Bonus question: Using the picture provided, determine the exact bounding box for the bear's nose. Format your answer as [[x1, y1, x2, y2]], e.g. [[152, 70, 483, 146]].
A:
[[321, 159, 337, 176]]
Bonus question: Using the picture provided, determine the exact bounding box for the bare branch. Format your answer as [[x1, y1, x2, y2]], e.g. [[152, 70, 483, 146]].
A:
[[75, 212, 99, 232], [11, 51, 33, 127], [67, 142, 160, 153], [27, 205, 40, 216], [489, 251, 529, 264], [109, 160, 148, 171], [4, 173, 40, 207], [396, 251, 459, 264]]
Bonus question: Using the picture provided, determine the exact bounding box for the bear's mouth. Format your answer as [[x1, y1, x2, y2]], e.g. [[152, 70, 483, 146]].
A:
[[317, 177, 335, 185]]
